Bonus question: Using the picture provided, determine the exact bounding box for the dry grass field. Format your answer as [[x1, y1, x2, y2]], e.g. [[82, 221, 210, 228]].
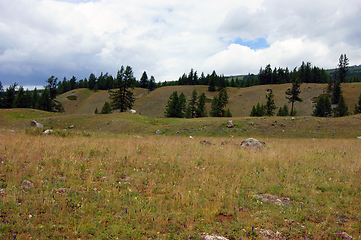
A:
[[0, 132, 360, 239]]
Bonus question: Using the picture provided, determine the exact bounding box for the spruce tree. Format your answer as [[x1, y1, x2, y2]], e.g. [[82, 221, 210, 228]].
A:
[[331, 80, 342, 104], [265, 89, 276, 116], [165, 91, 181, 118], [285, 78, 302, 116], [101, 102, 112, 114], [196, 92, 207, 117], [140, 71, 149, 88], [148, 76, 156, 91], [334, 94, 348, 117], [312, 95, 332, 117], [189, 89, 198, 118], [337, 54, 349, 83], [109, 66, 135, 112], [178, 92, 187, 117]]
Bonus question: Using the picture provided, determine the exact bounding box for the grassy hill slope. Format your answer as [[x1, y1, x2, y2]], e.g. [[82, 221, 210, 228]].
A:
[[57, 83, 361, 118]]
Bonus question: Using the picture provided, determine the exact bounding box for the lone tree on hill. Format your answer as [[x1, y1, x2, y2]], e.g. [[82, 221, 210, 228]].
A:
[[109, 65, 136, 112], [285, 78, 302, 116]]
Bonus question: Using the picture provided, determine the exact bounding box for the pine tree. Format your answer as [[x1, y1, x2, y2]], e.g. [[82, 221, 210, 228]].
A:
[[265, 89, 276, 116], [94, 107, 98, 114], [101, 102, 112, 114], [140, 71, 149, 88], [208, 77, 216, 92], [337, 54, 349, 83], [196, 93, 207, 117], [165, 91, 180, 118], [277, 104, 289, 116], [178, 92, 187, 117], [354, 93, 361, 114], [188, 89, 198, 118], [210, 89, 229, 117], [331, 80, 342, 104], [109, 66, 135, 112], [334, 94, 348, 117], [148, 76, 156, 91], [3, 83, 18, 108], [285, 78, 303, 116], [13, 86, 27, 108], [312, 95, 332, 117]]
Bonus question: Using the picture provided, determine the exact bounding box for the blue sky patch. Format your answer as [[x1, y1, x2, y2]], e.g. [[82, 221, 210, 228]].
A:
[[232, 37, 270, 50]]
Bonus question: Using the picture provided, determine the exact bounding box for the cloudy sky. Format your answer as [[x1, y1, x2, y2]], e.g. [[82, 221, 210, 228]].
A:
[[1, 0, 361, 89]]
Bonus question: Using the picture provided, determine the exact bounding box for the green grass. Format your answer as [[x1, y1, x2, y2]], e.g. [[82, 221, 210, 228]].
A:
[[0, 134, 360, 239]]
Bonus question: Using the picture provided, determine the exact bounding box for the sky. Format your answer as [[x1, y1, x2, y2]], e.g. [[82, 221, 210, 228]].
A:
[[1, 0, 361, 90]]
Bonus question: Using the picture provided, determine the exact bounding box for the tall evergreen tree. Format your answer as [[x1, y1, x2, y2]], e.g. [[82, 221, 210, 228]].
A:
[[210, 88, 229, 117], [331, 80, 342, 104], [277, 104, 289, 116], [3, 83, 18, 108], [337, 54, 349, 83], [165, 91, 180, 118], [148, 76, 156, 91], [109, 66, 135, 112], [354, 93, 361, 114], [178, 92, 187, 117], [208, 76, 216, 92], [188, 89, 198, 118], [285, 78, 303, 116], [88, 73, 97, 90], [140, 71, 149, 88], [312, 95, 332, 117], [265, 89, 276, 116], [334, 94, 348, 117], [37, 88, 52, 112], [101, 102, 112, 114], [13, 86, 27, 108], [196, 92, 207, 117], [31, 88, 39, 109]]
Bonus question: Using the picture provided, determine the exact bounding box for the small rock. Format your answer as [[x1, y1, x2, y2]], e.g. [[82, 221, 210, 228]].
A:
[[259, 229, 286, 240], [22, 180, 34, 189], [200, 140, 212, 145], [240, 138, 265, 150], [254, 194, 292, 206], [134, 135, 142, 139], [43, 129, 54, 134], [156, 130, 163, 134], [31, 120, 43, 129], [200, 234, 229, 240], [357, 136, 361, 140], [249, 122, 254, 126], [69, 125, 74, 129], [189, 136, 193, 139], [174, 131, 181, 135], [226, 120, 234, 128], [291, 117, 295, 120], [280, 124, 285, 127]]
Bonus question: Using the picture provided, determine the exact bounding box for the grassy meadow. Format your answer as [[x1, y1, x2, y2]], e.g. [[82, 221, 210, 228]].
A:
[[1, 82, 361, 239], [1, 110, 361, 239]]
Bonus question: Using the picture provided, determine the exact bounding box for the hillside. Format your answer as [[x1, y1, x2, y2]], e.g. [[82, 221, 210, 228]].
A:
[[57, 83, 361, 118]]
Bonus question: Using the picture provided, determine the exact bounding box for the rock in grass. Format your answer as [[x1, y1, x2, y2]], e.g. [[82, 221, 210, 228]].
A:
[[259, 229, 286, 240], [200, 234, 229, 240], [357, 136, 361, 140], [200, 140, 212, 145], [240, 138, 265, 150], [174, 131, 181, 135], [31, 120, 43, 129], [156, 130, 163, 134], [254, 194, 292, 206], [43, 129, 54, 134], [226, 120, 234, 128], [22, 180, 34, 189]]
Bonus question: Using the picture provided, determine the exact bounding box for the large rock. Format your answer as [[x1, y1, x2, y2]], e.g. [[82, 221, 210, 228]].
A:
[[200, 234, 229, 240], [226, 120, 234, 128], [240, 138, 265, 150], [31, 120, 43, 129]]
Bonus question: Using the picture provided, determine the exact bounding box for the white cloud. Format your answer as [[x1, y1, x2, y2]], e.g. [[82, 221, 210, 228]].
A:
[[0, 0, 361, 88]]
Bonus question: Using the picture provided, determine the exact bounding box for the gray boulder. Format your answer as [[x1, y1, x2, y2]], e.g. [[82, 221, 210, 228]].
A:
[[22, 180, 34, 189], [226, 120, 234, 128], [31, 120, 43, 129], [156, 130, 163, 134], [240, 138, 265, 150]]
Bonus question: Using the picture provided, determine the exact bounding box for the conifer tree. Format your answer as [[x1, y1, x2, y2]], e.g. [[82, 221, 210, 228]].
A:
[[265, 89, 276, 116], [285, 78, 302, 116], [188, 89, 198, 118], [334, 94, 348, 117], [101, 102, 112, 114], [331, 80, 342, 104], [196, 92, 207, 117], [312, 95, 332, 117], [109, 66, 135, 112], [140, 71, 149, 88]]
